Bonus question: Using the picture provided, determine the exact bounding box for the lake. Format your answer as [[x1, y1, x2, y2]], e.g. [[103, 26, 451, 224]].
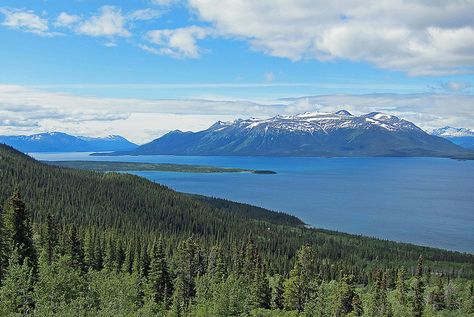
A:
[[31, 152, 474, 254]]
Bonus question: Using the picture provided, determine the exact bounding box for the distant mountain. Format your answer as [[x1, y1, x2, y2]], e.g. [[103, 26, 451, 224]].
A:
[[97, 111, 471, 158], [430, 126, 474, 150], [0, 132, 138, 152]]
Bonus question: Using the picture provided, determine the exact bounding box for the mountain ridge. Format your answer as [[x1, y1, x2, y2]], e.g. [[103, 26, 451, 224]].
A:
[[430, 126, 474, 150], [95, 110, 472, 158], [0, 131, 138, 152]]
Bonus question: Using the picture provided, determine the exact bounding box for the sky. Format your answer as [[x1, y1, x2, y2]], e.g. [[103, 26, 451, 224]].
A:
[[0, 0, 473, 143]]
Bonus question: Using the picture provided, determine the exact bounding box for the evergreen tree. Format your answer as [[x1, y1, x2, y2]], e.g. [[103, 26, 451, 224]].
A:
[[116, 241, 126, 272], [0, 206, 8, 283], [412, 255, 425, 317], [42, 214, 58, 265], [283, 244, 318, 312], [208, 245, 227, 283], [444, 280, 460, 310], [83, 228, 96, 271], [333, 274, 358, 317], [104, 236, 117, 272], [244, 239, 259, 280], [94, 236, 104, 271], [270, 274, 284, 310], [395, 266, 407, 305], [0, 249, 35, 316], [430, 277, 445, 311], [2, 189, 37, 270], [148, 238, 172, 307], [122, 243, 134, 274], [171, 237, 202, 314], [249, 261, 271, 309], [466, 282, 474, 314], [368, 270, 392, 317], [65, 225, 84, 271]]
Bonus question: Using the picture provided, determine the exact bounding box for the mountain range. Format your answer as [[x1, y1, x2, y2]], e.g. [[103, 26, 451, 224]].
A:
[[0, 132, 137, 152], [430, 126, 474, 150], [96, 110, 472, 158]]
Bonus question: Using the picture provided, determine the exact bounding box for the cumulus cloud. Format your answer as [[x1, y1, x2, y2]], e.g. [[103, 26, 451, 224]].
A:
[[145, 26, 211, 58], [77, 6, 130, 37], [1, 84, 474, 143], [188, 0, 474, 75], [0, 8, 57, 36], [54, 12, 80, 27]]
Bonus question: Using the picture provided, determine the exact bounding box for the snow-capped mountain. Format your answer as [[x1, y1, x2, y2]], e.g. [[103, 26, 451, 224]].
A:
[[430, 126, 474, 150], [0, 132, 138, 153], [208, 110, 421, 134], [431, 126, 474, 137], [100, 110, 470, 157]]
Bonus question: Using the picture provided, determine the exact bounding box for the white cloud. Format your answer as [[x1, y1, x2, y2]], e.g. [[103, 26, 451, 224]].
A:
[[146, 26, 211, 58], [150, 0, 179, 6], [128, 8, 161, 21], [0, 8, 56, 36], [138, 44, 160, 54], [1, 84, 474, 143], [280, 94, 474, 130], [429, 81, 473, 93], [54, 12, 80, 27], [188, 0, 474, 75], [77, 6, 130, 37]]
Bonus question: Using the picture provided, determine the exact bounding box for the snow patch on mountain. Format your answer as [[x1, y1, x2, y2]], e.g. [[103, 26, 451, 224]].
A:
[[210, 110, 421, 134], [431, 126, 474, 137]]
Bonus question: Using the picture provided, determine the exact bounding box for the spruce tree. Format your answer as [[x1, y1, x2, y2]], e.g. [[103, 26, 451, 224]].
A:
[[249, 261, 271, 309], [395, 266, 407, 305], [172, 237, 202, 313], [466, 282, 474, 314], [430, 278, 445, 311], [83, 228, 96, 271], [412, 255, 425, 317], [244, 239, 259, 280], [2, 189, 37, 272], [0, 206, 8, 283], [104, 236, 117, 272], [148, 238, 172, 307], [368, 270, 392, 317], [333, 274, 358, 316], [207, 245, 226, 283], [65, 225, 84, 271], [283, 244, 318, 312], [122, 243, 134, 274], [270, 274, 284, 310], [0, 249, 35, 316], [42, 214, 58, 265]]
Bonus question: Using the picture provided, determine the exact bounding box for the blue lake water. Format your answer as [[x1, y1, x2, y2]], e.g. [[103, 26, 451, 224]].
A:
[[31, 152, 474, 254]]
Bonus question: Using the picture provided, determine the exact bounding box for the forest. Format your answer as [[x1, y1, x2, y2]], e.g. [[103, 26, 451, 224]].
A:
[[0, 143, 473, 316]]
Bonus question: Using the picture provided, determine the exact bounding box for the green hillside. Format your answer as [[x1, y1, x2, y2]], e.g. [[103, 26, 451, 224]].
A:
[[0, 143, 473, 316]]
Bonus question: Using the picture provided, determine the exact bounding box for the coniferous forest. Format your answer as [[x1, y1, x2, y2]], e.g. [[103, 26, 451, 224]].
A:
[[1, 143, 474, 316]]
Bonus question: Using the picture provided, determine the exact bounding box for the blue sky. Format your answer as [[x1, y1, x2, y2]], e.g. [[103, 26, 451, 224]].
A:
[[0, 0, 473, 142]]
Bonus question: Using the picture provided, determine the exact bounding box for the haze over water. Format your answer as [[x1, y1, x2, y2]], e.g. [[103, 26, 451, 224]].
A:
[[32, 152, 474, 254]]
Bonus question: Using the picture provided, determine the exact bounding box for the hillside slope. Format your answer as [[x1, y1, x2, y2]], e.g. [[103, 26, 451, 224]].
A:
[[1, 144, 473, 276]]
